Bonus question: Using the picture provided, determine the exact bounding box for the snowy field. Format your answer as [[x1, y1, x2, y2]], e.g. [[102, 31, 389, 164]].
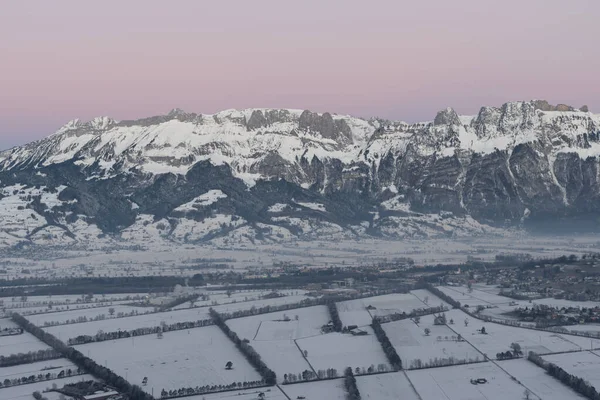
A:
[[280, 378, 347, 400], [500, 358, 587, 399], [43, 306, 212, 341], [42, 293, 310, 342], [76, 325, 262, 395], [383, 314, 483, 369], [180, 387, 288, 400], [0, 374, 96, 400], [0, 358, 77, 380], [226, 306, 329, 382], [356, 372, 420, 400], [336, 293, 428, 327], [0, 317, 18, 329], [543, 351, 600, 390], [435, 286, 513, 307], [296, 328, 390, 373], [227, 305, 329, 341], [406, 362, 537, 400], [0, 331, 51, 357], [446, 309, 600, 358], [26, 304, 149, 327], [4, 235, 600, 280], [410, 288, 453, 309]]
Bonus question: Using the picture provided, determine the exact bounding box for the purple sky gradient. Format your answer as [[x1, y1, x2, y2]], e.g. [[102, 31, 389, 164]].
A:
[[1, 0, 599, 149]]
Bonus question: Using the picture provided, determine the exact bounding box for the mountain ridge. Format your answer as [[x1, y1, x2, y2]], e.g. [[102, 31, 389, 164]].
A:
[[0, 100, 599, 249]]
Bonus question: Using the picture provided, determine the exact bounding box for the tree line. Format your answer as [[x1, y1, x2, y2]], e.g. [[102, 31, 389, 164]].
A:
[[528, 352, 600, 399], [370, 318, 402, 370], [158, 294, 199, 311], [327, 301, 343, 332], [374, 305, 448, 324], [418, 283, 461, 309], [67, 318, 214, 345], [10, 313, 154, 400], [209, 308, 277, 385], [1, 367, 84, 389], [343, 367, 362, 400], [282, 364, 391, 385], [159, 380, 266, 399], [0, 348, 61, 367]]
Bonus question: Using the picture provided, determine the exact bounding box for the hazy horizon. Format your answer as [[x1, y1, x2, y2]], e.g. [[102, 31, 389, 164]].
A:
[[1, 0, 599, 149]]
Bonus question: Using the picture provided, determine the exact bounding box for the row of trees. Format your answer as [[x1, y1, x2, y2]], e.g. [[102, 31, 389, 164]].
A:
[[10, 313, 154, 400], [327, 301, 343, 332], [67, 318, 214, 345], [419, 283, 461, 308], [528, 352, 600, 399], [370, 319, 402, 370], [1, 367, 83, 389], [283, 363, 392, 385], [0, 348, 61, 367], [344, 367, 362, 400], [374, 305, 448, 323], [209, 308, 276, 385], [159, 380, 266, 399], [158, 294, 200, 311], [409, 356, 483, 369]]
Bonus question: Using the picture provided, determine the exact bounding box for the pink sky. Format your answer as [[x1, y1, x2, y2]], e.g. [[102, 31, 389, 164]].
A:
[[1, 0, 599, 149]]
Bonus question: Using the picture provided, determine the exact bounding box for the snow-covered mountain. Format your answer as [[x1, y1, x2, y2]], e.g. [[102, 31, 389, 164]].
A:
[[0, 100, 598, 249]]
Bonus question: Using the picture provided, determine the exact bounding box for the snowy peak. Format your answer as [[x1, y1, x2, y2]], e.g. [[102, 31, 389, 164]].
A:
[[1, 100, 600, 249]]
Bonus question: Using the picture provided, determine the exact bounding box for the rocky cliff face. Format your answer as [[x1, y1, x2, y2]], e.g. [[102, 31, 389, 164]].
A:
[[0, 101, 598, 248]]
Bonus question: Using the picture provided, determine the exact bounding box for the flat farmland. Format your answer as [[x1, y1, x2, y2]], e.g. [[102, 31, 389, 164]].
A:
[[0, 318, 18, 329], [296, 328, 390, 373], [43, 307, 213, 341], [76, 325, 262, 395], [26, 304, 149, 327], [0, 331, 51, 357], [356, 371, 420, 400], [227, 305, 329, 340], [0, 359, 77, 381], [280, 378, 347, 400], [543, 351, 600, 390], [337, 293, 427, 327], [435, 286, 513, 307], [500, 358, 587, 400], [410, 289, 453, 309], [444, 310, 600, 358], [180, 387, 288, 400], [406, 362, 538, 400], [0, 374, 96, 400], [382, 314, 482, 369], [227, 306, 329, 382]]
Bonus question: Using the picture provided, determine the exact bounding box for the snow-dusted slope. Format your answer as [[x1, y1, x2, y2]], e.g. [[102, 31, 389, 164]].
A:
[[0, 100, 599, 249]]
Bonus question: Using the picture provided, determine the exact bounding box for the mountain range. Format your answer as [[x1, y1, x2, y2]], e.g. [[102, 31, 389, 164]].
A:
[[0, 100, 599, 249]]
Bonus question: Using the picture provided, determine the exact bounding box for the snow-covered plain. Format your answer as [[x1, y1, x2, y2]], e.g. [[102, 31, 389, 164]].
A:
[[76, 326, 262, 396], [279, 378, 347, 400], [444, 309, 600, 358], [226, 306, 329, 382], [500, 358, 587, 400], [0, 331, 51, 357], [543, 351, 600, 390], [26, 304, 148, 327], [356, 372, 420, 400], [383, 314, 483, 369], [406, 362, 538, 400], [296, 328, 390, 373], [0, 374, 96, 400], [336, 293, 429, 327]]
